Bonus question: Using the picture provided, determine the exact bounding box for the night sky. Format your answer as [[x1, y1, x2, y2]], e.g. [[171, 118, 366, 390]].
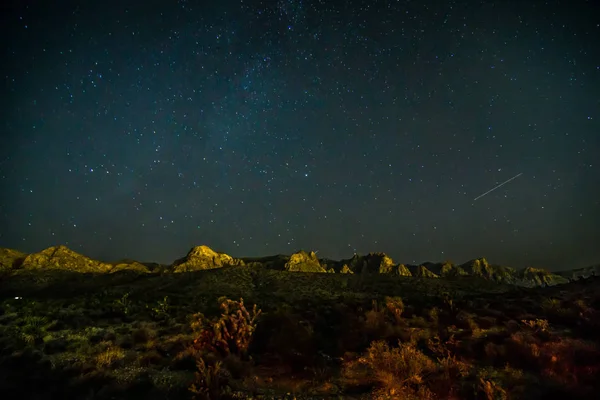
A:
[[1, 0, 599, 270]]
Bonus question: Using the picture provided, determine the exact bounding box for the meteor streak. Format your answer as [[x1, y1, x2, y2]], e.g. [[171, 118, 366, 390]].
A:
[[474, 173, 523, 201]]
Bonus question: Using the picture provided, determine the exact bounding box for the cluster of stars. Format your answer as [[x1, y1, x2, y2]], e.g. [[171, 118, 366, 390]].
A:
[[0, 0, 598, 269]]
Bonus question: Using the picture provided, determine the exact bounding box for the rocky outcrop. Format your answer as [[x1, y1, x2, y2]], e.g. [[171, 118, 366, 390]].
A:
[[171, 245, 244, 272], [0, 245, 585, 288], [19, 245, 112, 273], [395, 263, 412, 276], [110, 261, 152, 274], [460, 258, 495, 278], [340, 264, 353, 274], [413, 265, 439, 278], [344, 252, 396, 274], [0, 248, 27, 277], [284, 251, 326, 273], [518, 267, 568, 287], [437, 262, 466, 277]]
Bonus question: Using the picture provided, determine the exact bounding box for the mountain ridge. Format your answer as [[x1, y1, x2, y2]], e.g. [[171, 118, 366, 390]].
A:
[[1, 244, 590, 288]]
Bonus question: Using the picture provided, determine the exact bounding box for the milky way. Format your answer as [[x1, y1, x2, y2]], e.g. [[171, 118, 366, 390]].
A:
[[1, 0, 599, 270]]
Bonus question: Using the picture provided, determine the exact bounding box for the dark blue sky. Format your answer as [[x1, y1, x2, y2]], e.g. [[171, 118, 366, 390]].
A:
[[1, 0, 599, 270]]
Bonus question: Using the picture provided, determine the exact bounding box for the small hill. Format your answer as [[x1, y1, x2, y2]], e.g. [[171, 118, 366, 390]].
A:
[[108, 259, 166, 273], [416, 262, 468, 277], [170, 245, 244, 272], [460, 258, 496, 279], [18, 245, 112, 273], [284, 250, 326, 272], [439, 262, 469, 277], [109, 261, 152, 274], [518, 267, 568, 287]]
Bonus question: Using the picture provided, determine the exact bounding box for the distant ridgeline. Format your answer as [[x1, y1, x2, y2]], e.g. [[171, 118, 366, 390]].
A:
[[1, 244, 594, 288]]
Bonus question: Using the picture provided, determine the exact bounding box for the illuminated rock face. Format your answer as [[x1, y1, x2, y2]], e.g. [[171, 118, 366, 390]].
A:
[[414, 265, 439, 278], [20, 245, 112, 273], [171, 245, 244, 272], [284, 250, 326, 272], [0, 244, 578, 287]]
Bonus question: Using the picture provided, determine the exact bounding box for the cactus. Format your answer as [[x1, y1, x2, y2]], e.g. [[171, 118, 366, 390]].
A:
[[190, 297, 261, 359]]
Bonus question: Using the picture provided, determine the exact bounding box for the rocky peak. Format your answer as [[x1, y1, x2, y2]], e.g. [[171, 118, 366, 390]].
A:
[[284, 250, 326, 272], [347, 252, 396, 274], [171, 245, 244, 272], [20, 245, 112, 273], [0, 248, 28, 277], [396, 263, 412, 276], [414, 265, 439, 278], [460, 258, 493, 277], [440, 262, 468, 277]]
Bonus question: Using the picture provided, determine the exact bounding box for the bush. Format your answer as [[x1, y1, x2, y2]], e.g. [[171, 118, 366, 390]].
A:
[[342, 340, 437, 399], [189, 358, 229, 400], [189, 297, 261, 360]]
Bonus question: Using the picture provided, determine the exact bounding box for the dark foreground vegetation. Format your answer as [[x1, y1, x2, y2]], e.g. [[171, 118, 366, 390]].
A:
[[0, 246, 599, 399]]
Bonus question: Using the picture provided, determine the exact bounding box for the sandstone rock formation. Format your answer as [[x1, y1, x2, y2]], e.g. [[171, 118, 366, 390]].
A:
[[396, 263, 412, 276], [19, 245, 112, 273], [413, 265, 439, 278], [109, 261, 151, 274], [284, 250, 326, 273], [343, 252, 396, 274], [0, 244, 579, 288], [0, 247, 27, 276], [171, 245, 244, 272]]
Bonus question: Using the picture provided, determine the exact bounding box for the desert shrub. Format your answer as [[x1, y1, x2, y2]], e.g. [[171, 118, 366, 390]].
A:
[[113, 292, 133, 316], [183, 297, 261, 398], [503, 331, 543, 370], [427, 307, 440, 325], [537, 338, 600, 392], [484, 342, 507, 365], [498, 331, 600, 395], [9, 315, 57, 347], [455, 311, 479, 334], [131, 325, 154, 344], [96, 344, 126, 368], [540, 297, 573, 321], [440, 292, 459, 321], [423, 334, 472, 397], [189, 359, 230, 400], [520, 318, 549, 334], [189, 297, 261, 360], [363, 306, 387, 337], [148, 295, 170, 320], [571, 301, 600, 339], [426, 335, 454, 359], [431, 354, 471, 398], [478, 377, 508, 400], [362, 297, 406, 342], [342, 340, 437, 399], [384, 296, 404, 324]]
